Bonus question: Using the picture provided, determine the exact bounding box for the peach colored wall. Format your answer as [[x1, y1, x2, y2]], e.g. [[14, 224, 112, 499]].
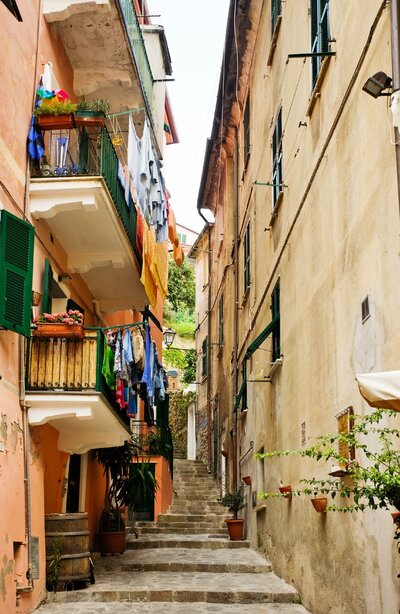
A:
[[41, 425, 69, 513], [85, 453, 107, 550], [0, 2, 78, 612]]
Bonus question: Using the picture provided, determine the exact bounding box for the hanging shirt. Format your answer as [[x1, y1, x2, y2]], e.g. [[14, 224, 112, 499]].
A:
[[128, 114, 146, 212], [141, 324, 155, 401], [102, 334, 115, 390]]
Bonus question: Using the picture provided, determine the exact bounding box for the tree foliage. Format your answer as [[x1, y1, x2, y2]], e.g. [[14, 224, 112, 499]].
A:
[[167, 256, 195, 313], [182, 349, 196, 384]]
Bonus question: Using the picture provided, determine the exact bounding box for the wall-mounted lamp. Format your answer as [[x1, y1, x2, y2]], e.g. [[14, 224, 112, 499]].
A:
[[362, 71, 392, 98], [163, 327, 176, 348]]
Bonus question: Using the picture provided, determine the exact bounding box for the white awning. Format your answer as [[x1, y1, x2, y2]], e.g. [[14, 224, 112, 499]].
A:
[[356, 371, 400, 411]]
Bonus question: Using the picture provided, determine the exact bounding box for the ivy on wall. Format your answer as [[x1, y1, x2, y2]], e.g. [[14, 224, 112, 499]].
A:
[[169, 390, 195, 459]]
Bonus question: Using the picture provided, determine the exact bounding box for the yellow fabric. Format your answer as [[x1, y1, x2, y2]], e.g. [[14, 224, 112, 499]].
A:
[[168, 206, 179, 247], [173, 243, 184, 268], [151, 240, 169, 301], [140, 222, 157, 307]]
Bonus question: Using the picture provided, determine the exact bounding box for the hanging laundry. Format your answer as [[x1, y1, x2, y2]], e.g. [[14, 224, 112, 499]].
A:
[[173, 242, 184, 267], [168, 205, 180, 247], [102, 333, 115, 390], [150, 240, 169, 302], [140, 222, 158, 307], [141, 324, 155, 402], [128, 114, 146, 212], [136, 206, 144, 257], [132, 328, 145, 370], [127, 390, 137, 417]]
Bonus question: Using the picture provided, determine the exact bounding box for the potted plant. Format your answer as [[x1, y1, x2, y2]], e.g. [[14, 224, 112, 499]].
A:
[[75, 98, 110, 126], [278, 482, 292, 498], [258, 409, 400, 552], [220, 485, 246, 540], [34, 98, 77, 130], [93, 440, 157, 555], [33, 310, 84, 338]]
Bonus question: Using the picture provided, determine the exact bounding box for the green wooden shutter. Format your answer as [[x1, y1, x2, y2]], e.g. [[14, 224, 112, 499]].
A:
[[42, 258, 53, 314], [0, 210, 34, 336]]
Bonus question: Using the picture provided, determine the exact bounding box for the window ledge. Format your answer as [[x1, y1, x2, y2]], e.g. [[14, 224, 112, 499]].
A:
[[306, 55, 332, 117], [267, 15, 282, 67], [268, 357, 283, 379], [269, 191, 284, 227]]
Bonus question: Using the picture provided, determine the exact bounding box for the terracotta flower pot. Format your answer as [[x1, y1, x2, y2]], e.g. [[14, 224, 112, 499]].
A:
[[97, 531, 126, 555], [33, 323, 84, 339], [225, 518, 244, 540], [279, 485, 292, 498], [37, 113, 75, 130], [391, 511, 400, 524], [242, 476, 252, 486], [311, 497, 328, 513]]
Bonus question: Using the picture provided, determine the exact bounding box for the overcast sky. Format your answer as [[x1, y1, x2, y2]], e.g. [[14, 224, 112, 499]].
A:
[[148, 0, 230, 232]]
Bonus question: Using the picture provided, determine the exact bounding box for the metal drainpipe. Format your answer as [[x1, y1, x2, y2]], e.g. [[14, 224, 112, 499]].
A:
[[232, 127, 239, 489], [391, 0, 400, 216], [197, 210, 212, 472]]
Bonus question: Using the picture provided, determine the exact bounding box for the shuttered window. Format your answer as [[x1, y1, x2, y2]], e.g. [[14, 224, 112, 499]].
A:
[[271, 279, 280, 361], [271, 0, 282, 34], [42, 258, 53, 314], [218, 295, 224, 347], [310, 0, 330, 88], [0, 210, 34, 336], [272, 108, 283, 207], [243, 222, 251, 293]]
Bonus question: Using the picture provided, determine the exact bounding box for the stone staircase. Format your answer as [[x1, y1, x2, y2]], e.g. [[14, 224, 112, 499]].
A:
[[36, 459, 310, 613]]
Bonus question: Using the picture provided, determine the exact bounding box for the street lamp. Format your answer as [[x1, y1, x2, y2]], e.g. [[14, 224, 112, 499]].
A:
[[163, 327, 176, 348], [362, 71, 392, 98]]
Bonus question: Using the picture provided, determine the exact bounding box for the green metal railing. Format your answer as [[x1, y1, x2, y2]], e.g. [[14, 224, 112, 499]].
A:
[[117, 0, 154, 110], [100, 128, 141, 263]]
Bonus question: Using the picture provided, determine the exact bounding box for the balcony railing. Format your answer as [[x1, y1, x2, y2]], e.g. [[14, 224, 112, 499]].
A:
[[26, 329, 128, 425], [31, 126, 141, 264], [117, 0, 154, 110]]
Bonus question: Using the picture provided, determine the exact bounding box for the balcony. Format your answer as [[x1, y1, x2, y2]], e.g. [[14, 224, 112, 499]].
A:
[[43, 0, 153, 113], [25, 329, 130, 453], [30, 126, 149, 312]]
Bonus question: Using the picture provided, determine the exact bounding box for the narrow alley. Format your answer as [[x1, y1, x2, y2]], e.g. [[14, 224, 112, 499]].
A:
[[34, 460, 309, 613]]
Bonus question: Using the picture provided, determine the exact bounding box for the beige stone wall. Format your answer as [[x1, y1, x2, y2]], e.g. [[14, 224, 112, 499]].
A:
[[197, 0, 400, 612]]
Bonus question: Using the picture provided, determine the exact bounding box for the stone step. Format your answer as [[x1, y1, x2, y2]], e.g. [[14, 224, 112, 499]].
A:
[[95, 547, 272, 574], [49, 570, 299, 605], [126, 534, 250, 549], [158, 513, 226, 523], [36, 604, 309, 613], [168, 506, 226, 514], [137, 526, 228, 535]]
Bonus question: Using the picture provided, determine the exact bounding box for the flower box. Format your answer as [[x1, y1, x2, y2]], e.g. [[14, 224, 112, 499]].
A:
[[33, 323, 84, 339], [74, 110, 105, 127], [37, 114, 75, 130]]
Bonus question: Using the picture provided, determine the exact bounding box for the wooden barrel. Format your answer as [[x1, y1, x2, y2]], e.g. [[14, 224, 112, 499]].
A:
[[45, 513, 90, 585]]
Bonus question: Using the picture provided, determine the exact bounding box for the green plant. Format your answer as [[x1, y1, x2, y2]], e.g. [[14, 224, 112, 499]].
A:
[[220, 485, 246, 519], [182, 348, 196, 384], [167, 257, 195, 313], [34, 99, 77, 116], [46, 535, 64, 592], [257, 409, 400, 552], [76, 98, 110, 114]]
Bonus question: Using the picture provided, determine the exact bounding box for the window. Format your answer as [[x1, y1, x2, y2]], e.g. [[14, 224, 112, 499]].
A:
[[271, 279, 280, 361], [271, 0, 282, 34], [272, 109, 283, 207], [178, 232, 187, 244], [243, 222, 251, 293], [243, 96, 250, 166], [201, 337, 208, 377], [310, 0, 330, 88], [0, 210, 34, 336], [241, 361, 248, 412], [218, 295, 224, 347], [361, 296, 370, 323]]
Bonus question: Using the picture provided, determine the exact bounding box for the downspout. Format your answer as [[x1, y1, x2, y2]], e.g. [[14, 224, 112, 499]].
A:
[[197, 208, 212, 473], [390, 0, 400, 215], [232, 127, 239, 489]]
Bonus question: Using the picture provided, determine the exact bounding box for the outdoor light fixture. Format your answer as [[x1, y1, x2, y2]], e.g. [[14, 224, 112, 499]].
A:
[[163, 327, 176, 348], [362, 71, 392, 98]]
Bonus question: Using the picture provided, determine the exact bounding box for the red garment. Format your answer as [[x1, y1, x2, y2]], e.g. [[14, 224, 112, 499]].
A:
[[136, 206, 143, 257], [115, 378, 126, 410]]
